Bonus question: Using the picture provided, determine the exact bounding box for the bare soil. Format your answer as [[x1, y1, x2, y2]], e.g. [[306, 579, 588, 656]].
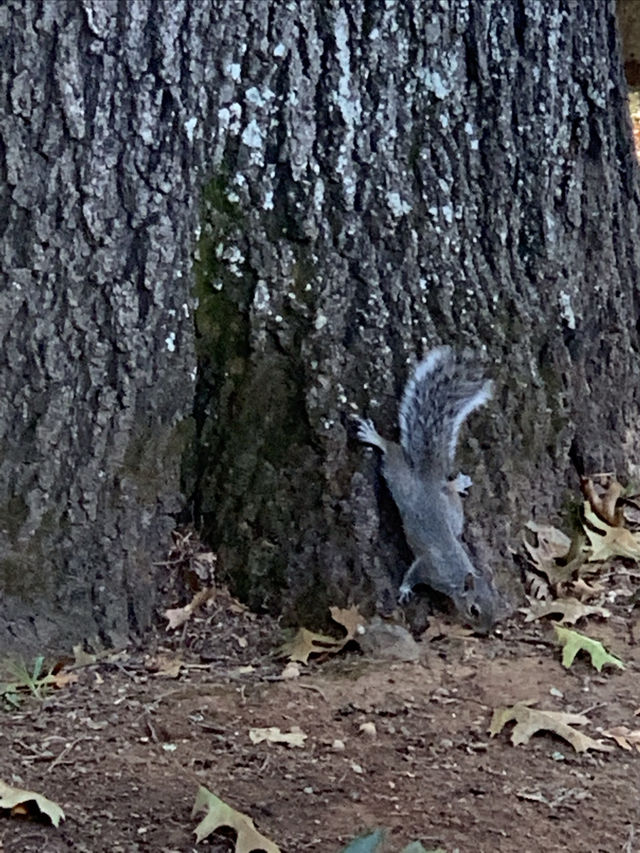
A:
[[0, 586, 639, 853]]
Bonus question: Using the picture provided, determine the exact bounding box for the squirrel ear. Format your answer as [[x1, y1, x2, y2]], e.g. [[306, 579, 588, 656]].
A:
[[463, 572, 476, 593]]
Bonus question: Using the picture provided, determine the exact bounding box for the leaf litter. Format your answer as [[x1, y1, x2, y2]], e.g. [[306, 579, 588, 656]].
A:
[[489, 701, 612, 753]]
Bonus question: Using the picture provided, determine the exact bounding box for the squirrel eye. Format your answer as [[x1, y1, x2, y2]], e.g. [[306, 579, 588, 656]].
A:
[[469, 603, 480, 619]]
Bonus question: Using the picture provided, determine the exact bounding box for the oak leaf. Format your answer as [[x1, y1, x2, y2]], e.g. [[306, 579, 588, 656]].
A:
[[554, 625, 624, 671], [582, 504, 640, 562], [248, 726, 307, 748], [279, 628, 344, 664], [191, 786, 279, 851], [329, 605, 365, 639], [489, 701, 612, 753], [523, 522, 574, 585], [521, 597, 610, 625], [601, 726, 640, 751], [164, 587, 214, 630], [279, 605, 365, 663], [0, 780, 65, 826], [581, 477, 624, 525]]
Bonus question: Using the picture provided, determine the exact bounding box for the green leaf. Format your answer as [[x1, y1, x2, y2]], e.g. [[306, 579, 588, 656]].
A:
[[554, 625, 624, 671], [339, 829, 385, 853], [32, 655, 44, 681]]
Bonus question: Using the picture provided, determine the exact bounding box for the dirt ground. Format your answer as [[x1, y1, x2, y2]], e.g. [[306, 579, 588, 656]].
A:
[[0, 574, 639, 853]]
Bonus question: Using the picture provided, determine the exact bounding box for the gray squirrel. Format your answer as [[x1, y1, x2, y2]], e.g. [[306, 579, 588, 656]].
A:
[[355, 346, 500, 633]]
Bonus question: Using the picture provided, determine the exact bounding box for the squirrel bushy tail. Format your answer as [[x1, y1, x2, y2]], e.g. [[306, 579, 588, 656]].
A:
[[399, 346, 493, 481]]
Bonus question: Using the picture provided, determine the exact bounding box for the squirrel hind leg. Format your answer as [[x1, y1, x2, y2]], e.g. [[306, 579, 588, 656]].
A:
[[397, 557, 425, 603], [355, 417, 387, 452], [397, 584, 414, 604]]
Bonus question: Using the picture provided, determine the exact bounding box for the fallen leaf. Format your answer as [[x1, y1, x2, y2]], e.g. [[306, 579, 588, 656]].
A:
[[279, 606, 367, 664], [489, 701, 612, 753], [329, 605, 365, 639], [581, 477, 624, 526], [165, 587, 215, 630], [523, 522, 574, 585], [582, 504, 640, 562], [0, 780, 65, 826], [48, 671, 79, 688], [279, 628, 345, 664], [521, 597, 610, 625], [72, 645, 97, 666], [340, 829, 385, 853], [523, 569, 551, 600], [191, 785, 280, 851], [571, 577, 605, 601], [554, 625, 624, 672], [600, 726, 640, 751], [145, 654, 183, 678], [248, 726, 307, 748]]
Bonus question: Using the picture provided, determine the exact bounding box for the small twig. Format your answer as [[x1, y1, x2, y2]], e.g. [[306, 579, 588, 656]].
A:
[[579, 702, 607, 717], [46, 737, 88, 773], [145, 714, 160, 744], [297, 683, 328, 702]]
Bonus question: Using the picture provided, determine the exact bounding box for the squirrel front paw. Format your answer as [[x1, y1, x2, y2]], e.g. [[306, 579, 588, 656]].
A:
[[355, 417, 377, 443], [397, 584, 413, 605]]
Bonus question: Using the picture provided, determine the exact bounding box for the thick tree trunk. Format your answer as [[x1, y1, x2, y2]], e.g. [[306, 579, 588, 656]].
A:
[[2, 0, 638, 651], [0, 0, 201, 650], [189, 0, 640, 625]]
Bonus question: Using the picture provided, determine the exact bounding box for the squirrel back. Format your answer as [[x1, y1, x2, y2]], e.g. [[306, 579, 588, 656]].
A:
[[399, 346, 493, 481]]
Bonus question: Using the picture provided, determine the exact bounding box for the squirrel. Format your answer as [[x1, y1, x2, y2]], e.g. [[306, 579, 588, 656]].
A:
[[355, 345, 500, 633]]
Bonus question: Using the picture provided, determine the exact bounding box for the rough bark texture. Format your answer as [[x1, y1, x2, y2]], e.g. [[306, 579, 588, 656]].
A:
[[189, 0, 640, 626], [0, 0, 201, 651], [2, 0, 639, 650]]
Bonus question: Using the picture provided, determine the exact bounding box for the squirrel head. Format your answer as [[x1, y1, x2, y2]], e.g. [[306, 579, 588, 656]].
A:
[[457, 570, 502, 634]]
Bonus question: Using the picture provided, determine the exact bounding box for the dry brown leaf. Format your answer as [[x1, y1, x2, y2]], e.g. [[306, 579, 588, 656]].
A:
[[523, 521, 574, 585], [72, 645, 97, 667], [49, 671, 79, 688], [571, 577, 605, 601], [521, 597, 610, 625], [523, 569, 551, 600], [248, 726, 307, 748], [489, 701, 612, 753], [0, 780, 65, 826], [423, 617, 475, 641], [191, 785, 280, 851], [329, 605, 365, 639], [582, 504, 640, 562], [601, 726, 640, 751], [279, 628, 344, 664], [581, 477, 624, 526], [165, 587, 215, 630], [145, 654, 183, 678]]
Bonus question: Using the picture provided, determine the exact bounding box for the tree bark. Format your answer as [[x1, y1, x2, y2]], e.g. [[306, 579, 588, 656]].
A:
[[0, 0, 201, 650], [189, 0, 640, 626], [2, 0, 638, 651]]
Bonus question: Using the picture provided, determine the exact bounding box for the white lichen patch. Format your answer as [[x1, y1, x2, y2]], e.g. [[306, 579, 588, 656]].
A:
[[559, 291, 576, 329]]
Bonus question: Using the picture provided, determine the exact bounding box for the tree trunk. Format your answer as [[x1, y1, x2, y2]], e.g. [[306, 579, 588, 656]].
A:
[[0, 0, 202, 651], [189, 0, 640, 626], [2, 0, 638, 651]]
